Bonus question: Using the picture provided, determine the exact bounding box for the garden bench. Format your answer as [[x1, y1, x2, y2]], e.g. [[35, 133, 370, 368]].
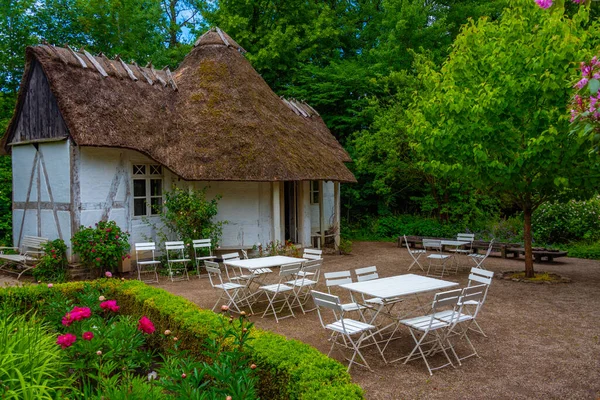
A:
[[0, 235, 48, 280], [505, 248, 568, 262]]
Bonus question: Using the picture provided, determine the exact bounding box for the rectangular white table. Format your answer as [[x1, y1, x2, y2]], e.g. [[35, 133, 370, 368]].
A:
[[340, 274, 459, 361], [225, 255, 306, 271]]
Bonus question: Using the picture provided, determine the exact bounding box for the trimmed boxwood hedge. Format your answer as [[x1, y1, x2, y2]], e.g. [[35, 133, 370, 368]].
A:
[[0, 280, 364, 399]]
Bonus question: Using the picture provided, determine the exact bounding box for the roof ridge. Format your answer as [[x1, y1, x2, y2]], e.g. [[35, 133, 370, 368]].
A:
[[193, 27, 247, 54], [33, 44, 177, 91]]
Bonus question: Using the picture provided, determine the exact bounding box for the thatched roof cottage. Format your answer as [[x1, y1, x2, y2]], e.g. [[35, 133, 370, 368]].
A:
[[2, 28, 355, 255]]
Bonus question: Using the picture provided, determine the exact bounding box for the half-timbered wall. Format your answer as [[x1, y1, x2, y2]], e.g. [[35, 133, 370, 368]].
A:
[[9, 61, 69, 145], [12, 141, 72, 249]]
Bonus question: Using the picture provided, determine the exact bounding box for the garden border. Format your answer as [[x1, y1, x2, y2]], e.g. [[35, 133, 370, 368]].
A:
[[0, 280, 363, 399]]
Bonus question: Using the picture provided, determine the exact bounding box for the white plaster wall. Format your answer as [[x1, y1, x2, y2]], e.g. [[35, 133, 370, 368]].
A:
[[310, 181, 336, 232], [78, 147, 169, 249], [299, 181, 311, 247], [39, 142, 71, 203], [12, 145, 37, 203], [193, 181, 271, 248], [12, 141, 72, 248]]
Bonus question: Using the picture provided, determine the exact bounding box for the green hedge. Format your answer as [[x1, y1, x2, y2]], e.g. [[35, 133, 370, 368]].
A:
[[0, 280, 363, 399]]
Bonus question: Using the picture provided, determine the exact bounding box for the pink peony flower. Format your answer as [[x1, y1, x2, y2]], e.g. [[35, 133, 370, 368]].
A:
[[47, 283, 53, 288], [100, 300, 120, 312], [56, 333, 77, 348], [105, 271, 112, 278], [62, 306, 92, 326], [137, 316, 155, 334], [82, 331, 94, 341], [535, 0, 552, 8]]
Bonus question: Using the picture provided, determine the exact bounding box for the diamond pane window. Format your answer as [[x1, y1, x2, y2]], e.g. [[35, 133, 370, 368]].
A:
[[132, 164, 163, 217], [150, 165, 162, 175], [133, 165, 146, 175]]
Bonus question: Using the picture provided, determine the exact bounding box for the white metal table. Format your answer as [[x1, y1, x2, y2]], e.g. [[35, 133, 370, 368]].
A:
[[340, 274, 459, 361], [225, 256, 306, 271]]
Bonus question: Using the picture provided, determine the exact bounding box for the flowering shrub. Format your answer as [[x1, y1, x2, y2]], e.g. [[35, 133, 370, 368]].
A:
[[32, 239, 68, 283], [532, 197, 600, 243], [71, 220, 130, 274], [569, 56, 600, 148], [535, 0, 584, 9], [258, 240, 301, 257]]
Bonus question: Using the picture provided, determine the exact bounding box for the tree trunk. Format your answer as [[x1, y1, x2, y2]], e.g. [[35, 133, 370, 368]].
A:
[[523, 205, 535, 278]]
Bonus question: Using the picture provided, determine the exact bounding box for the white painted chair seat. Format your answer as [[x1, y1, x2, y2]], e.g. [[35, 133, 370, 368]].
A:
[[434, 310, 473, 324], [342, 302, 368, 312], [468, 254, 486, 260], [196, 255, 216, 261], [287, 278, 318, 287], [428, 254, 450, 260], [215, 282, 245, 291], [326, 319, 375, 335], [400, 315, 449, 331], [137, 260, 161, 265], [259, 283, 294, 293]]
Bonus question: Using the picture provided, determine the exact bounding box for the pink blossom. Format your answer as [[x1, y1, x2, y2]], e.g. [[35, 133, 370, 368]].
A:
[[82, 331, 94, 341], [47, 283, 53, 288], [575, 78, 589, 90], [137, 316, 155, 334], [61, 306, 92, 326], [105, 271, 112, 278], [100, 300, 120, 312], [56, 333, 77, 348], [535, 0, 552, 9]]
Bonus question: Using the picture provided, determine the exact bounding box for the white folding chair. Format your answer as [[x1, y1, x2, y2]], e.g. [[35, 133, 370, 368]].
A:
[[452, 233, 475, 271], [396, 289, 462, 375], [134, 242, 160, 284], [462, 268, 494, 336], [467, 239, 495, 270], [404, 234, 426, 272], [165, 241, 191, 282], [192, 239, 216, 278], [205, 261, 253, 314], [287, 259, 322, 314], [298, 248, 322, 277], [434, 284, 487, 364], [311, 290, 383, 372], [324, 271, 369, 320], [258, 263, 302, 323], [423, 239, 451, 278]]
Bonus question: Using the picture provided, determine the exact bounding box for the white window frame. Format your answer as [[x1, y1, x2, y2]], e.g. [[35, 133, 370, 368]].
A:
[[310, 180, 319, 205], [132, 163, 164, 217]]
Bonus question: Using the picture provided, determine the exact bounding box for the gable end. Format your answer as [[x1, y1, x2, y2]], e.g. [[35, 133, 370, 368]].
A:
[[8, 60, 69, 146]]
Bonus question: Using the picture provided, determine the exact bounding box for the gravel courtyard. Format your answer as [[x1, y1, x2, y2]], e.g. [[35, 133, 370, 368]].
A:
[[157, 241, 600, 400], [2, 241, 598, 399]]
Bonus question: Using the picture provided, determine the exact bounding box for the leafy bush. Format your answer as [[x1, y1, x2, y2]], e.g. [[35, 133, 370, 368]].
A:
[[32, 239, 68, 283], [555, 240, 600, 260], [0, 280, 363, 399], [532, 198, 600, 244], [344, 214, 464, 240], [258, 240, 300, 257], [0, 312, 73, 399], [147, 187, 225, 248], [338, 238, 353, 254], [72, 220, 130, 273]]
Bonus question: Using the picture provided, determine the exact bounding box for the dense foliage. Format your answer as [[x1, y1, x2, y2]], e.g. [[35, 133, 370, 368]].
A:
[[32, 238, 68, 283], [71, 221, 130, 273], [0, 280, 363, 399], [147, 187, 224, 249]]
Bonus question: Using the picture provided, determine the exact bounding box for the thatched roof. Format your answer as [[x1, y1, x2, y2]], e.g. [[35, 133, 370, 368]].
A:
[[3, 28, 355, 183]]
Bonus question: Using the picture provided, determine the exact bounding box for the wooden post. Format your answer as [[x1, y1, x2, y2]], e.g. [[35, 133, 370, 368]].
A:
[[319, 180, 324, 249], [334, 181, 340, 251], [272, 182, 281, 243]]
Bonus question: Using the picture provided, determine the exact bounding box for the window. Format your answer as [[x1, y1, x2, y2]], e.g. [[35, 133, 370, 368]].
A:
[[132, 164, 163, 216], [310, 181, 319, 205]]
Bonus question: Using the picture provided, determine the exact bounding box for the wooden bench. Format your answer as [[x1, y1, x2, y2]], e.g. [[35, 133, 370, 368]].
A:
[[505, 248, 568, 262], [0, 236, 48, 280]]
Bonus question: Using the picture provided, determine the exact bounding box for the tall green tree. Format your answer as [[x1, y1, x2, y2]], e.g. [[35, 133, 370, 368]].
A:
[[409, 0, 600, 276]]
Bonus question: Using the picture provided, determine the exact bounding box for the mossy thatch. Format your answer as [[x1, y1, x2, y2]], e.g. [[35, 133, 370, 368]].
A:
[[3, 28, 355, 183]]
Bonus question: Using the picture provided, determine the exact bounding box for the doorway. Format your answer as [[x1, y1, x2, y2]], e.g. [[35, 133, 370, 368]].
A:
[[284, 181, 298, 243]]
